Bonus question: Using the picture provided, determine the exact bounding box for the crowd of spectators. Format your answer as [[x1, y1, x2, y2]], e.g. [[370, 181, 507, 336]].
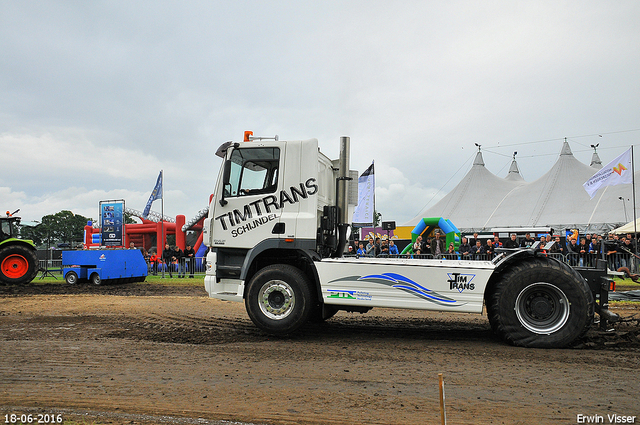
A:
[[560, 232, 636, 270], [131, 241, 197, 278], [351, 231, 638, 270]]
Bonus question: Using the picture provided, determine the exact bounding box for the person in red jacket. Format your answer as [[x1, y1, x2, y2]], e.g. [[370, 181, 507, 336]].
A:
[[149, 251, 160, 275]]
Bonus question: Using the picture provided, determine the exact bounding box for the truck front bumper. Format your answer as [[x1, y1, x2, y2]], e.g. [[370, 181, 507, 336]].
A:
[[204, 251, 244, 302]]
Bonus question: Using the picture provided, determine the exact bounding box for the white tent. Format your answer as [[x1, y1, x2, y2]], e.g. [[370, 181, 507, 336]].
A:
[[405, 142, 635, 233], [611, 218, 640, 234], [405, 150, 525, 231]]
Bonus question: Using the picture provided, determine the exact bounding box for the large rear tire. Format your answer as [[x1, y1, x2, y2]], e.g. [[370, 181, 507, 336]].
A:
[[0, 244, 39, 285], [486, 257, 593, 348], [245, 264, 315, 335]]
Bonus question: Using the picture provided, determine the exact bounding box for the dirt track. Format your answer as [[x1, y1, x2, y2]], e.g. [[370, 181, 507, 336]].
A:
[[1, 283, 639, 425]]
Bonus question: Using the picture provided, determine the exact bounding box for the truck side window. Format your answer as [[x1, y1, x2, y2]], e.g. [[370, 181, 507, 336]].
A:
[[227, 147, 280, 197]]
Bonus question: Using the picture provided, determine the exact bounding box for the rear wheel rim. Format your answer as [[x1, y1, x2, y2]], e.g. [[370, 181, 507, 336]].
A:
[[258, 280, 295, 320], [515, 282, 570, 334], [1, 254, 29, 279]]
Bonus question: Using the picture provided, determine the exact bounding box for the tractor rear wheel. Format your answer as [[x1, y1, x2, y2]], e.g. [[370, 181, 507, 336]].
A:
[[486, 257, 593, 348], [0, 244, 39, 285]]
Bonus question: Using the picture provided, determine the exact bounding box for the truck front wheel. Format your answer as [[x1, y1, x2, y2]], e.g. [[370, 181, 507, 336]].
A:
[[245, 265, 315, 335], [486, 257, 593, 348]]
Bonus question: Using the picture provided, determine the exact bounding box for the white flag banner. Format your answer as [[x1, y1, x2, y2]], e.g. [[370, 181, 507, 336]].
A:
[[352, 162, 375, 226], [583, 147, 633, 199]]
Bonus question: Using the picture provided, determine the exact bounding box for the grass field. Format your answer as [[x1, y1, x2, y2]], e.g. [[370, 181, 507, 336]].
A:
[[26, 273, 640, 302], [31, 274, 205, 287], [612, 276, 640, 291]]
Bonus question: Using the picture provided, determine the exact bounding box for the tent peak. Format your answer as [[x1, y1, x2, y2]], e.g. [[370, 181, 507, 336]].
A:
[[505, 151, 524, 181], [508, 160, 520, 174], [560, 140, 573, 156], [590, 143, 602, 168], [473, 151, 485, 166]]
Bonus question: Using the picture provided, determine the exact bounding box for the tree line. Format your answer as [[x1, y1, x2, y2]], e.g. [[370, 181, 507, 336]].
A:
[[19, 210, 91, 249], [19, 210, 137, 249]]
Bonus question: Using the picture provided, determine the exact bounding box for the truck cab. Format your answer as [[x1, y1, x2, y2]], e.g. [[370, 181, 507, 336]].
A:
[[203, 133, 353, 304]]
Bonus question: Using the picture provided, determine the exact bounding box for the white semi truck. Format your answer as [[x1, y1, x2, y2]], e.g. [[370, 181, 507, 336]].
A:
[[202, 132, 618, 348]]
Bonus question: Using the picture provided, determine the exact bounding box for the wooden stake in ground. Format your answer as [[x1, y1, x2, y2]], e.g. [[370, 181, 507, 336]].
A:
[[439, 373, 447, 425]]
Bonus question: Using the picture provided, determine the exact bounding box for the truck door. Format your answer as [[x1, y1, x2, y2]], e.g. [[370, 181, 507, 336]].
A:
[[210, 145, 283, 248]]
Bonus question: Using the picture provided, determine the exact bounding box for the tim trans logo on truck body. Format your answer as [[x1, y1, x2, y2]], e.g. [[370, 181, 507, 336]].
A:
[[447, 272, 476, 292], [215, 178, 318, 238]]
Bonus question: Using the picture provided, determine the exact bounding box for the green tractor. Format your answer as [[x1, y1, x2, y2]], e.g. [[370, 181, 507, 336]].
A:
[[0, 210, 39, 285]]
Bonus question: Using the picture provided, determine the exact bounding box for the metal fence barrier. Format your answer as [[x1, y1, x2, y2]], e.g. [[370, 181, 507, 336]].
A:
[[38, 252, 638, 279], [38, 259, 63, 276], [38, 257, 209, 279], [352, 252, 638, 274], [147, 257, 207, 277]]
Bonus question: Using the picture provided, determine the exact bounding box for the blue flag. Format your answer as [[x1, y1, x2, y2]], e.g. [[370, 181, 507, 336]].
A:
[[143, 171, 162, 218]]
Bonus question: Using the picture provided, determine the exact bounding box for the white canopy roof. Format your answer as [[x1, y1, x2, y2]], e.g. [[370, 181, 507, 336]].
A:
[[405, 142, 634, 233], [611, 218, 640, 234]]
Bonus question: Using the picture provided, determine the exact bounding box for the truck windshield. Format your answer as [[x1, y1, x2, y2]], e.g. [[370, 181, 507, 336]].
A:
[[227, 147, 280, 196]]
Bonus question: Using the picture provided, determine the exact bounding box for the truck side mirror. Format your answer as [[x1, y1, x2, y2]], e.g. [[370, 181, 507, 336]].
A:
[[220, 183, 231, 206], [215, 141, 233, 158], [219, 150, 233, 206]]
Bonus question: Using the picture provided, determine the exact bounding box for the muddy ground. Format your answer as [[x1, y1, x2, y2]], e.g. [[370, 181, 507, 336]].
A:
[[1, 283, 639, 425]]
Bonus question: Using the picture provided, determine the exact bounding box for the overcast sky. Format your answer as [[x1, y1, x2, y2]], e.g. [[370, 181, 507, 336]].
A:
[[2, 1, 639, 226]]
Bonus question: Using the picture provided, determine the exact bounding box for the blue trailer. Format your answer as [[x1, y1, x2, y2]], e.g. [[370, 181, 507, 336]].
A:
[[62, 249, 148, 285]]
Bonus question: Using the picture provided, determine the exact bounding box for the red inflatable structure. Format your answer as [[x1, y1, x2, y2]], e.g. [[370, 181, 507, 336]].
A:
[[85, 195, 214, 257], [84, 214, 205, 257]]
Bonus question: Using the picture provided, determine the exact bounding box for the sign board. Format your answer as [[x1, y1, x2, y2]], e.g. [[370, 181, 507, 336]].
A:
[[382, 221, 396, 231], [99, 200, 125, 247]]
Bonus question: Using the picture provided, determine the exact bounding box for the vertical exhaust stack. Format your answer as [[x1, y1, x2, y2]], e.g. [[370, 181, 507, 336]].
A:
[[334, 136, 351, 257]]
